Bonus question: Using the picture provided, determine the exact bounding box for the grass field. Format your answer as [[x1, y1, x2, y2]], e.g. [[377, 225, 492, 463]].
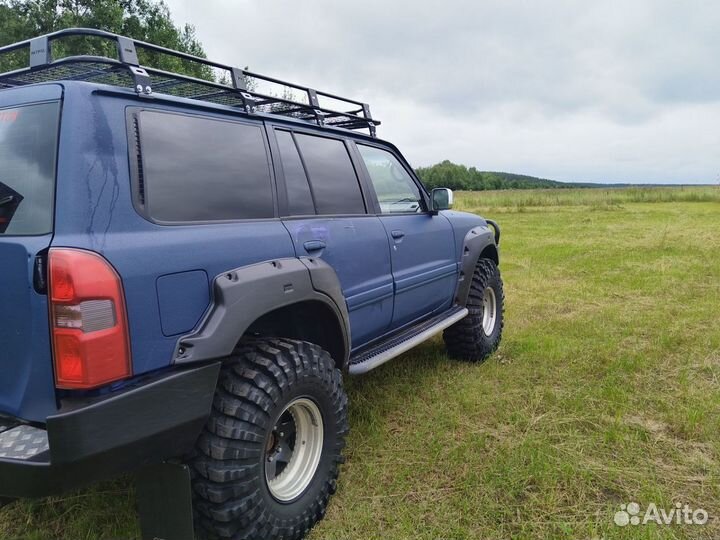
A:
[[2, 187, 719, 539]]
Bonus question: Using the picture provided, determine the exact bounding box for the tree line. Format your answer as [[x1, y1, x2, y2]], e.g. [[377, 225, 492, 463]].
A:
[[0, 0, 211, 78], [415, 160, 568, 191]]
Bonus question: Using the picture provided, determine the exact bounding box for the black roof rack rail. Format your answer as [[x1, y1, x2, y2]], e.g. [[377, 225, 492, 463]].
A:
[[0, 28, 379, 136]]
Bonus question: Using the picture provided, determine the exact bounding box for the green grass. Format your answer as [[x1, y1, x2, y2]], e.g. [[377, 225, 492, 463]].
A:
[[455, 185, 720, 209], [2, 187, 719, 539]]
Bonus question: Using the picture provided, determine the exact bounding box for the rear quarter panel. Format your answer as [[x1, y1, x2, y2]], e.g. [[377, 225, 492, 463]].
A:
[[52, 84, 296, 376]]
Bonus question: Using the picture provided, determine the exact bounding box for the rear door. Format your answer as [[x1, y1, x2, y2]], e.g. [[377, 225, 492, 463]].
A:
[[269, 127, 394, 348], [353, 143, 457, 330], [0, 86, 63, 422]]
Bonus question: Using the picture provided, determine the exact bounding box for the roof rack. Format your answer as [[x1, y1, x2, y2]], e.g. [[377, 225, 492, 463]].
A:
[[0, 28, 379, 136]]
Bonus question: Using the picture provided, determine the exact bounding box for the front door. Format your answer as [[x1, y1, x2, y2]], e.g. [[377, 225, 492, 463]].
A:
[[354, 143, 457, 329]]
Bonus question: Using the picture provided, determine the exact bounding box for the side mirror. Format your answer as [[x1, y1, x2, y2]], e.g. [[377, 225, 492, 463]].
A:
[[431, 188, 454, 212]]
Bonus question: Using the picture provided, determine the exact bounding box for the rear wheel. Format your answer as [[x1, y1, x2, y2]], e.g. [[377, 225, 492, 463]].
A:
[[443, 258, 504, 361], [190, 338, 348, 540]]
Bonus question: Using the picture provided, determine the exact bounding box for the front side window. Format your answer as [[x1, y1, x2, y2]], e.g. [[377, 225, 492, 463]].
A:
[[137, 111, 273, 222], [357, 145, 423, 214], [0, 102, 59, 235], [294, 133, 366, 215]]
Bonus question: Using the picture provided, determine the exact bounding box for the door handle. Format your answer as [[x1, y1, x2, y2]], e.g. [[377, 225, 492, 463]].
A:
[[391, 230, 405, 239], [303, 240, 327, 252]]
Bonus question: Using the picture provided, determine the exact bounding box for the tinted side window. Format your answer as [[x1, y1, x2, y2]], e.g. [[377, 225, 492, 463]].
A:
[[294, 133, 365, 215], [275, 130, 315, 216], [138, 111, 273, 222]]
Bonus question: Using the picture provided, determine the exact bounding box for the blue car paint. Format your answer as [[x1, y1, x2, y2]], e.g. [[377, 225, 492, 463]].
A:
[[283, 216, 394, 347], [0, 236, 58, 422], [376, 213, 458, 329], [0, 81, 493, 423], [441, 210, 495, 265]]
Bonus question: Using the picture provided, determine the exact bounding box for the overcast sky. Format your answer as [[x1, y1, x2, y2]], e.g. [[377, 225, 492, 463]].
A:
[[165, 0, 719, 184]]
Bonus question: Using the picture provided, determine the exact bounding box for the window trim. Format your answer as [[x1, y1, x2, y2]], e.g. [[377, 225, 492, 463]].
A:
[[125, 106, 279, 226]]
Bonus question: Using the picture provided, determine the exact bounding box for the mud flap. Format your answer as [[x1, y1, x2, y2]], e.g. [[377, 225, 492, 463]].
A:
[[135, 462, 194, 540]]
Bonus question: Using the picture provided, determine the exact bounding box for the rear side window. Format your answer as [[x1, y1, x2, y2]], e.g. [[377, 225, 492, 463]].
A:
[[294, 133, 365, 215], [136, 111, 273, 222], [275, 130, 315, 216], [0, 102, 59, 235]]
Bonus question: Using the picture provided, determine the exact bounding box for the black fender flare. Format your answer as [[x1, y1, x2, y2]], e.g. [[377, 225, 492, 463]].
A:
[[172, 257, 351, 368], [455, 224, 499, 307]]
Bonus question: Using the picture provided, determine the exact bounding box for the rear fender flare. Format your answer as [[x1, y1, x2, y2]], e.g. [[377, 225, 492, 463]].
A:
[[173, 257, 350, 367]]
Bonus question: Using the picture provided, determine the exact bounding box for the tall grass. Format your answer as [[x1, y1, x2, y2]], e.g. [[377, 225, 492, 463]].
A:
[[454, 186, 720, 211]]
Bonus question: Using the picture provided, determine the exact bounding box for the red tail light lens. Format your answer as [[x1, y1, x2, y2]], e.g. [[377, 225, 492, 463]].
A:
[[49, 248, 132, 389]]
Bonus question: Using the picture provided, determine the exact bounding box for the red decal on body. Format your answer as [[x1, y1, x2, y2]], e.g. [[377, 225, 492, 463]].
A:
[[0, 110, 19, 123]]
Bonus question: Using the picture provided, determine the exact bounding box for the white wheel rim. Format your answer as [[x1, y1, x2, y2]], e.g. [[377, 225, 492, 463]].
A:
[[265, 397, 324, 502], [482, 287, 497, 336]]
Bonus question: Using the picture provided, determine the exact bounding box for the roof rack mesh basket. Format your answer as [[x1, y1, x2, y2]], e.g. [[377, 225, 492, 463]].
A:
[[0, 28, 379, 136]]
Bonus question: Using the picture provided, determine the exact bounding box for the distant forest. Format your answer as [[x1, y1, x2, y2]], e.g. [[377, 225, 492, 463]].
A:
[[415, 160, 571, 191], [414, 161, 714, 190]]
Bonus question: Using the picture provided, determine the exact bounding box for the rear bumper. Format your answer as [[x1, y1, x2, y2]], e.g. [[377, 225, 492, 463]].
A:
[[0, 362, 219, 498]]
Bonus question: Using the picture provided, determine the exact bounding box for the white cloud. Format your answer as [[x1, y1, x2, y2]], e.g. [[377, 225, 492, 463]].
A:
[[165, 0, 719, 183]]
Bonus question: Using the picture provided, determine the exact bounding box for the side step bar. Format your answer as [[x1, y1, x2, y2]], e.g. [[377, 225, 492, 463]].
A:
[[348, 306, 468, 375]]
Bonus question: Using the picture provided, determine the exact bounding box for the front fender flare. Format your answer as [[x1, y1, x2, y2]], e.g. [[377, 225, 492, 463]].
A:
[[455, 225, 498, 307]]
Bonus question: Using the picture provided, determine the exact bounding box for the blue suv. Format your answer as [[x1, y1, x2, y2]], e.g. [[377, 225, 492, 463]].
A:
[[0, 29, 503, 540]]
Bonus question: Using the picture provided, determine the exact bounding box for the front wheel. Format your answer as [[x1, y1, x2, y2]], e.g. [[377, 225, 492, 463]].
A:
[[443, 258, 504, 361], [190, 338, 348, 540]]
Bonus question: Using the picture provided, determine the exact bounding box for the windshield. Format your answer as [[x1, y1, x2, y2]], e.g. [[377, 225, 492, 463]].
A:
[[0, 102, 60, 235]]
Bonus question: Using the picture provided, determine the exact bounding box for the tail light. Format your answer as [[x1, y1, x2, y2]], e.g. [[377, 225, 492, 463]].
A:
[[49, 248, 132, 389]]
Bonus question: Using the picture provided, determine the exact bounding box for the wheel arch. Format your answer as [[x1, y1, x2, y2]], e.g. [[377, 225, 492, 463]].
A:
[[480, 244, 499, 265], [455, 224, 500, 307], [245, 300, 348, 370], [173, 258, 351, 370]]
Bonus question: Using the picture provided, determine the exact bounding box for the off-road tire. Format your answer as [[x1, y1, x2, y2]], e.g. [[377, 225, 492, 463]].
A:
[[443, 258, 504, 361], [190, 338, 348, 540]]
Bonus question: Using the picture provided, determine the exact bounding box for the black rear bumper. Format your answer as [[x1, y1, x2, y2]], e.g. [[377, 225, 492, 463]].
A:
[[0, 362, 219, 498]]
